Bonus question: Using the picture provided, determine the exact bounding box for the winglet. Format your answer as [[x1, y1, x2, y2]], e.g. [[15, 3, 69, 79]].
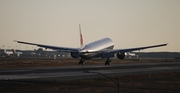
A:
[[79, 24, 84, 48]]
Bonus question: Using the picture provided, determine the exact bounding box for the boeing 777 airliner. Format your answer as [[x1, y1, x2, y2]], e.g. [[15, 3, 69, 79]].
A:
[[14, 25, 167, 65]]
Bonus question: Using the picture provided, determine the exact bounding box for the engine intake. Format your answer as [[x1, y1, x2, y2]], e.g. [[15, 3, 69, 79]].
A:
[[116, 52, 125, 59], [71, 52, 79, 58]]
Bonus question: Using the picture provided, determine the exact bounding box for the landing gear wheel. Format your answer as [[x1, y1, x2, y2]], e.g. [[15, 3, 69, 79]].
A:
[[105, 62, 108, 66], [108, 61, 111, 65], [79, 59, 85, 65], [105, 58, 111, 66]]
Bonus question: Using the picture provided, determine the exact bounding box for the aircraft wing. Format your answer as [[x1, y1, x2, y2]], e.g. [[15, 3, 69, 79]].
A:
[[111, 43, 168, 53], [14, 40, 79, 52]]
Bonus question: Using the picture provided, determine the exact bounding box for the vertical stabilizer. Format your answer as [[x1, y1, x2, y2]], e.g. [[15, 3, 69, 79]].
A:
[[12, 49, 16, 54], [79, 24, 84, 48]]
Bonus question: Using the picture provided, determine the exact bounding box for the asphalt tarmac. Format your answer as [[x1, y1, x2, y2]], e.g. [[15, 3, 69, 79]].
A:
[[0, 62, 180, 81]]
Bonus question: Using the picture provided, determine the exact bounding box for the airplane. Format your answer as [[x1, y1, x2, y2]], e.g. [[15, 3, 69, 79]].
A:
[[14, 24, 167, 65], [0, 49, 22, 57], [4, 49, 14, 57], [12, 49, 23, 57]]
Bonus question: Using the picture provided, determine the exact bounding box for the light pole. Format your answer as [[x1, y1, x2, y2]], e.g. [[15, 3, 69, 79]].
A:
[[83, 70, 120, 93]]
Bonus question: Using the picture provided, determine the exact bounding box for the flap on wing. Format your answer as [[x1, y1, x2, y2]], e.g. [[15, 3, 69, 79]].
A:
[[14, 40, 79, 52], [111, 43, 168, 53]]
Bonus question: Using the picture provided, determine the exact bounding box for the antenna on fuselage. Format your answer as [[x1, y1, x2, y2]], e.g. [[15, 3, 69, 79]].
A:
[[79, 24, 84, 49]]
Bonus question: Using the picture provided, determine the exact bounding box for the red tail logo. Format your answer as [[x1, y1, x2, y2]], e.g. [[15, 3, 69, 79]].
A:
[[79, 24, 84, 48]]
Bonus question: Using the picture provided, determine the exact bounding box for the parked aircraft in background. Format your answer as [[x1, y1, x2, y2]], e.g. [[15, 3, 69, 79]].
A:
[[4, 49, 13, 57], [125, 52, 138, 58], [14, 24, 167, 65], [0, 49, 22, 57], [13, 49, 23, 57]]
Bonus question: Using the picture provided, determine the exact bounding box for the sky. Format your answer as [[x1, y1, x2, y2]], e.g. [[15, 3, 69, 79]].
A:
[[0, 0, 180, 52]]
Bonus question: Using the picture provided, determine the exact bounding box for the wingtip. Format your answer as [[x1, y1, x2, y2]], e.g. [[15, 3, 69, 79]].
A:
[[13, 40, 18, 42], [13, 40, 21, 43]]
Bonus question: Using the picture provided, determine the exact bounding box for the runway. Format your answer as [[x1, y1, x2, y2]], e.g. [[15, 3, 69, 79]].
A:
[[0, 62, 180, 81]]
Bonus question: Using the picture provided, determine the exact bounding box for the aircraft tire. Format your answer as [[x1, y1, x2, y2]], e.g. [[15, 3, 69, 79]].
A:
[[108, 62, 111, 65]]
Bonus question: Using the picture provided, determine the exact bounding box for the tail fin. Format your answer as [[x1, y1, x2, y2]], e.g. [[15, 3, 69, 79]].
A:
[[12, 49, 16, 53], [79, 24, 84, 48]]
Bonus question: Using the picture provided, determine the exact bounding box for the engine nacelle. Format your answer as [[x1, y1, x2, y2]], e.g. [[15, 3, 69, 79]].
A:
[[116, 52, 125, 59], [70, 52, 79, 58]]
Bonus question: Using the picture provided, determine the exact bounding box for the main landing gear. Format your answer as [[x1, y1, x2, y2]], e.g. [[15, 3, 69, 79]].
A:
[[105, 58, 111, 66], [79, 59, 85, 65]]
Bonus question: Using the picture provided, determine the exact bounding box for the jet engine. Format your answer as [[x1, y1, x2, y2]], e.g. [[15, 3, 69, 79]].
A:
[[71, 52, 79, 58], [116, 52, 125, 59]]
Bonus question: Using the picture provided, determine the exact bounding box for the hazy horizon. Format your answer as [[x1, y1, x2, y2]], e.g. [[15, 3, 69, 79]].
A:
[[0, 0, 180, 52]]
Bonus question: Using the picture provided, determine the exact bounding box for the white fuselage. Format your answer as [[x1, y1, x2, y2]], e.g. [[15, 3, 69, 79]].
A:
[[79, 38, 114, 59]]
